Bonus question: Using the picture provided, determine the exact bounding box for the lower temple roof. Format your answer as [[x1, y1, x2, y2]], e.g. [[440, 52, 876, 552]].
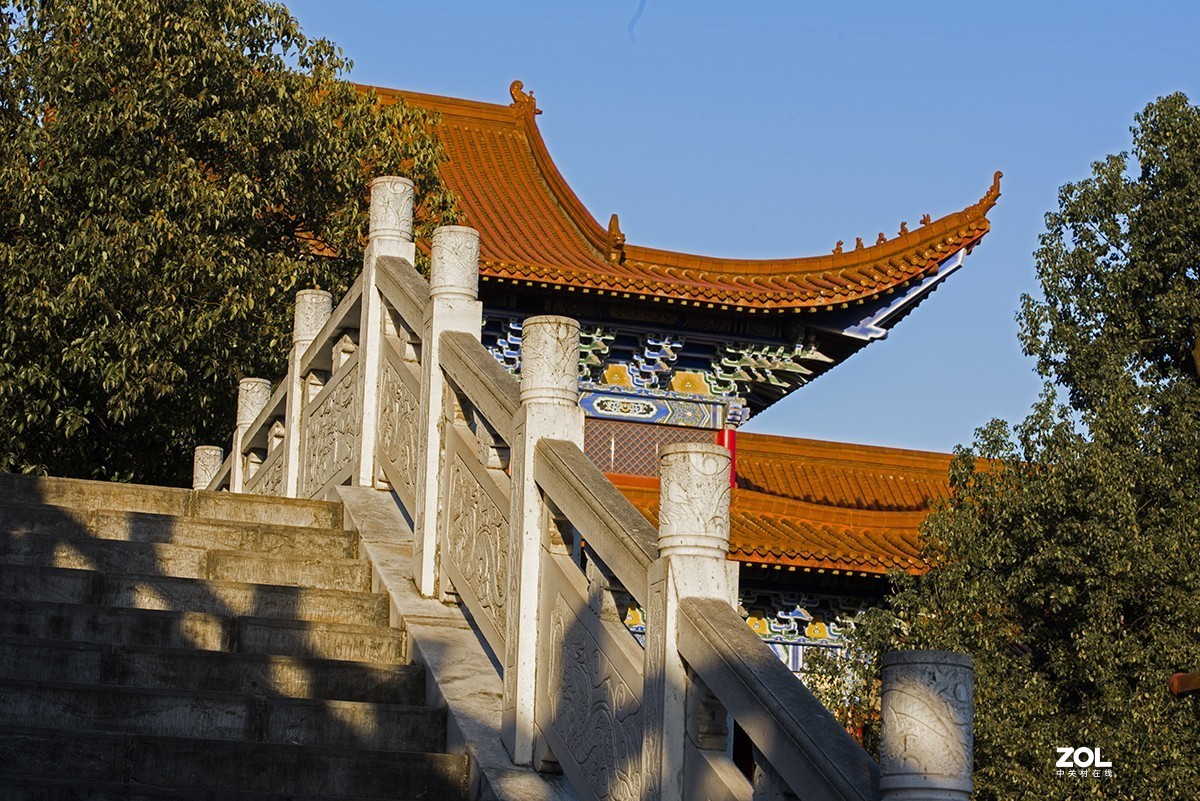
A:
[[607, 431, 954, 576]]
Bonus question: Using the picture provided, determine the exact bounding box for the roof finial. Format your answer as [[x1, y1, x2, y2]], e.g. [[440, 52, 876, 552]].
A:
[[899, 221, 909, 235], [876, 232, 887, 246], [509, 80, 541, 116], [985, 170, 1003, 203], [606, 213, 626, 265], [832, 240, 844, 255], [855, 237, 864, 251], [920, 213, 932, 226]]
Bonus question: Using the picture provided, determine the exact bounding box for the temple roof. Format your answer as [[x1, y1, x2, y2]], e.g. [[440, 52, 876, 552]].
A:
[[609, 432, 953, 576], [371, 82, 1001, 312]]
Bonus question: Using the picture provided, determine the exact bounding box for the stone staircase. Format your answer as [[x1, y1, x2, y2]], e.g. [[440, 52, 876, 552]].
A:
[[0, 473, 469, 800]]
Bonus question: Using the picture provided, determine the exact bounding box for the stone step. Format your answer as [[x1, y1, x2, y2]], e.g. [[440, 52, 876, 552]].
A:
[[0, 533, 371, 590], [0, 678, 446, 752], [0, 473, 342, 529], [0, 777, 393, 801], [207, 550, 372, 592], [0, 533, 209, 580], [0, 565, 388, 625], [0, 600, 406, 663], [0, 636, 425, 704], [0, 502, 357, 560], [0, 726, 469, 799], [194, 490, 343, 530]]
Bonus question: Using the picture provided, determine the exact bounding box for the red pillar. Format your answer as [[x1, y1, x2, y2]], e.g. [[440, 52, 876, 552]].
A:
[[714, 428, 737, 488]]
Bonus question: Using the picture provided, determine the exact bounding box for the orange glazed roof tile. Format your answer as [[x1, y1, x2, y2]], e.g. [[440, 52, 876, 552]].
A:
[[368, 82, 1001, 312], [735, 431, 953, 513], [608, 433, 954, 575]]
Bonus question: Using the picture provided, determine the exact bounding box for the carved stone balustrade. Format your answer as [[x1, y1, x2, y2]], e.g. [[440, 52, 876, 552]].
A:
[[230, 378, 271, 492], [196, 175, 975, 801], [413, 224, 483, 597]]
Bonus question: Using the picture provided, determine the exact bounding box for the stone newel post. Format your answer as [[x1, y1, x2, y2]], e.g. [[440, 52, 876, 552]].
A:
[[192, 446, 224, 491], [356, 176, 417, 488], [502, 315, 584, 765], [230, 378, 271, 492], [412, 225, 483, 597], [643, 443, 737, 801], [880, 650, 974, 801], [283, 289, 333, 497]]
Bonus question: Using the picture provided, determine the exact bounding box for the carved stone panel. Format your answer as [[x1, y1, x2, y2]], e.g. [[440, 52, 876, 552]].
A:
[[247, 451, 284, 498], [545, 593, 645, 801], [301, 364, 359, 497], [445, 453, 509, 646], [378, 359, 421, 502]]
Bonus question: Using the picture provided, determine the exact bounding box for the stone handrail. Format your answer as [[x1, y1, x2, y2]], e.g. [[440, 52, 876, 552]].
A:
[[376, 254, 430, 329], [534, 437, 657, 605], [440, 330, 520, 445], [680, 597, 880, 801], [196, 176, 974, 801]]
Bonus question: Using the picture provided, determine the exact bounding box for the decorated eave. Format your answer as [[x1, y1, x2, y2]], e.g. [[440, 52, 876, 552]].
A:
[[613, 432, 954, 578], [370, 81, 1001, 315]]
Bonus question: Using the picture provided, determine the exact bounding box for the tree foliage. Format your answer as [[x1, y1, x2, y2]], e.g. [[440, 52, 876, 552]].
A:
[[0, 0, 457, 484], [808, 94, 1200, 799]]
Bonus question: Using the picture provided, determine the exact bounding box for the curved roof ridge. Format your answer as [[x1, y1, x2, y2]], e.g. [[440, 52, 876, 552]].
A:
[[737, 431, 955, 474], [611, 473, 928, 530], [507, 82, 610, 254], [369, 81, 1001, 310], [623, 171, 1002, 276]]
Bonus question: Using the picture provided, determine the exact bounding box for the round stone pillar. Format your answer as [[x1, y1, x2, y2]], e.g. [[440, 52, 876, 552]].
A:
[[430, 225, 481, 300], [519, 315, 579, 406], [369, 176, 414, 251], [236, 378, 272, 428], [658, 442, 732, 560], [293, 289, 333, 348], [192, 446, 224, 490], [880, 650, 974, 801]]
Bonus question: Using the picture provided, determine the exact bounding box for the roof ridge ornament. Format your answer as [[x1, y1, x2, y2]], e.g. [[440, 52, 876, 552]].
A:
[[607, 213, 626, 265], [509, 80, 541, 116], [982, 170, 1003, 207]]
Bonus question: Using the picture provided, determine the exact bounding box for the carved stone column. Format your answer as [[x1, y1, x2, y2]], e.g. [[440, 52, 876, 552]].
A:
[[284, 289, 333, 497], [230, 378, 271, 493], [880, 650, 974, 801], [412, 225, 483, 597], [643, 443, 737, 801], [356, 176, 417, 488], [192, 446, 224, 491], [502, 315, 584, 765]]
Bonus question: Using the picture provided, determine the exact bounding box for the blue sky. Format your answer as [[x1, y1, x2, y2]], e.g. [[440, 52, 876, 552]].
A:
[[285, 1, 1198, 454]]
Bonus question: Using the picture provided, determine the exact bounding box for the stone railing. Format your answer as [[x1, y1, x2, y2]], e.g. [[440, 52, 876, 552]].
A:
[[196, 177, 974, 801]]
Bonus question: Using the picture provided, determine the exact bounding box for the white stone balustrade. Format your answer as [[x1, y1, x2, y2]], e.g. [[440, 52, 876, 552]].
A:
[[644, 443, 737, 801], [503, 315, 585, 765], [197, 175, 975, 801], [284, 289, 333, 497], [357, 176, 416, 488], [230, 378, 271, 492], [413, 225, 483, 597]]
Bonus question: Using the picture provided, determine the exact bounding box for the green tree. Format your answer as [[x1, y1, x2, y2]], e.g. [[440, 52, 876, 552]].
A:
[[807, 94, 1200, 799], [0, 0, 457, 484]]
